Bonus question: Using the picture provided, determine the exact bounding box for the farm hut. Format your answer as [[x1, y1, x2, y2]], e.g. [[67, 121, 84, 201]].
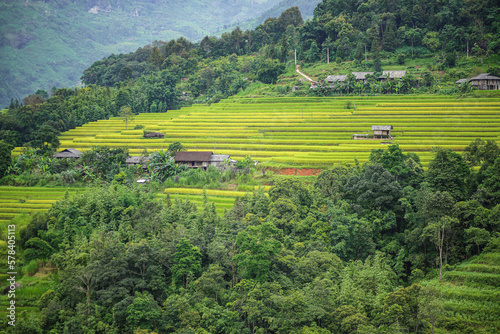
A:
[[174, 151, 213, 169], [372, 125, 393, 139], [325, 75, 347, 87], [352, 72, 374, 83], [53, 148, 82, 159], [352, 134, 370, 140], [378, 71, 406, 81], [144, 132, 165, 138], [126, 156, 149, 170], [468, 73, 500, 90]]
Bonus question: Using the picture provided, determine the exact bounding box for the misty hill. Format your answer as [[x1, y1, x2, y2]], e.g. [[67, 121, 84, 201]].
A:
[[0, 0, 319, 107]]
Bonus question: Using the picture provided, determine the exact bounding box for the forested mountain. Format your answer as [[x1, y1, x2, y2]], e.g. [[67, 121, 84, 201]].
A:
[[0, 0, 321, 108], [0, 1, 500, 333]]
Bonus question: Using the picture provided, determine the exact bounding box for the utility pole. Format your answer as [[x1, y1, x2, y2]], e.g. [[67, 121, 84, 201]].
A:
[[327, 48, 330, 64], [295, 49, 297, 65], [365, 44, 367, 62], [467, 40, 469, 58]]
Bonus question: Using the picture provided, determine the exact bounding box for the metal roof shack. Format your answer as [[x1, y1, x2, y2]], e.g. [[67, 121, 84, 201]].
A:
[[468, 73, 500, 90], [378, 71, 406, 80], [175, 151, 213, 169], [210, 154, 230, 163], [53, 149, 82, 159], [372, 125, 393, 139]]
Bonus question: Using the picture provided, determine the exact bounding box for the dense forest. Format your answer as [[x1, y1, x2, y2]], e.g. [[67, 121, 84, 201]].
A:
[[1, 140, 499, 333]]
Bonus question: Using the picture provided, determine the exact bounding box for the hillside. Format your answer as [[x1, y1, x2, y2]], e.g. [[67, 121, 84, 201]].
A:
[[0, 0, 321, 107], [426, 250, 500, 333]]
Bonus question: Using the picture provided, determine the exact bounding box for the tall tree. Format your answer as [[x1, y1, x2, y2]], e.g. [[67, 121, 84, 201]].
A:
[[172, 238, 202, 289]]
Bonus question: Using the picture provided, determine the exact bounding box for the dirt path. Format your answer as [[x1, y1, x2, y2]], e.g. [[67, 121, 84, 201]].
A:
[[296, 65, 317, 84]]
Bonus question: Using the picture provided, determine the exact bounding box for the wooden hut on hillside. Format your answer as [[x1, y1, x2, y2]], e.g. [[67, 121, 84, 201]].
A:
[[174, 151, 213, 169], [126, 156, 149, 170], [372, 125, 393, 139], [144, 132, 165, 138]]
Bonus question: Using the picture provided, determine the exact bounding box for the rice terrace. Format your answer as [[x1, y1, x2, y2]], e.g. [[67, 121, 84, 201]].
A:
[[29, 95, 500, 168]]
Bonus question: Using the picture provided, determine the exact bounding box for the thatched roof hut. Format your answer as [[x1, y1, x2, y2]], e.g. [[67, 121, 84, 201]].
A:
[[53, 149, 82, 159]]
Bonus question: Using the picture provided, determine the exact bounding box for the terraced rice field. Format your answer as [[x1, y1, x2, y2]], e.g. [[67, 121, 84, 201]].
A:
[[160, 187, 264, 214], [0, 187, 257, 230], [0, 187, 81, 229], [14, 95, 500, 167], [428, 252, 500, 332]]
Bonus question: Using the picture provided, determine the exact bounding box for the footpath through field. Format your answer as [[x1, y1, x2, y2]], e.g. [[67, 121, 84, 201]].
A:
[[295, 65, 317, 83]]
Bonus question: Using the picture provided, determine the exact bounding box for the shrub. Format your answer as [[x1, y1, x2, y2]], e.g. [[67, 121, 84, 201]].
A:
[[397, 53, 406, 65]]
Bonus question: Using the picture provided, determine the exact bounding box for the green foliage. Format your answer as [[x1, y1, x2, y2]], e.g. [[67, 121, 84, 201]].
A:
[[126, 292, 162, 332], [172, 238, 203, 289], [30, 125, 60, 155], [233, 222, 283, 282], [119, 106, 135, 130], [147, 149, 185, 182], [0, 140, 13, 179], [167, 142, 185, 156], [426, 147, 470, 200], [256, 58, 286, 84], [80, 146, 128, 181]]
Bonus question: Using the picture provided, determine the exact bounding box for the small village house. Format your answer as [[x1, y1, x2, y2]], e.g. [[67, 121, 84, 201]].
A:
[[144, 132, 165, 138], [455, 78, 468, 87], [209, 154, 234, 169], [352, 134, 370, 140], [126, 156, 149, 170]]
